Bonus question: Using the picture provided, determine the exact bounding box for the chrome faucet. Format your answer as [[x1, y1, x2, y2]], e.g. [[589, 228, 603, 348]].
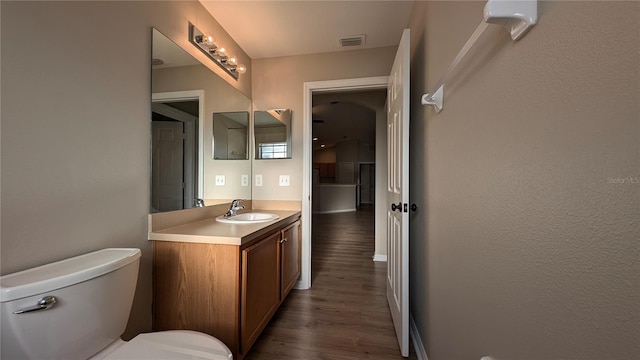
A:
[[194, 198, 205, 207], [224, 199, 245, 218]]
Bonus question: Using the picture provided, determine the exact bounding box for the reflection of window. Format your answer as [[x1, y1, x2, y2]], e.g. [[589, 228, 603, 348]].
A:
[[258, 142, 287, 159]]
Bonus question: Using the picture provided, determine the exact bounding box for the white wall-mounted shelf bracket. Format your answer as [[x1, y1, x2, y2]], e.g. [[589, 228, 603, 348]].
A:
[[420, 85, 444, 113], [484, 0, 537, 40], [421, 0, 537, 113]]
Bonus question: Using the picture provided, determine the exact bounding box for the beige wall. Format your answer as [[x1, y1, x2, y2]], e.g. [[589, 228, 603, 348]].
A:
[[251, 46, 396, 201], [1, 0, 250, 339], [408, 1, 639, 359]]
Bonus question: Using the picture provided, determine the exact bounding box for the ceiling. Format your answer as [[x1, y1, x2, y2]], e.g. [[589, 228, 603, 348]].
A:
[[196, 1, 411, 153], [312, 90, 387, 151], [199, 0, 415, 59]]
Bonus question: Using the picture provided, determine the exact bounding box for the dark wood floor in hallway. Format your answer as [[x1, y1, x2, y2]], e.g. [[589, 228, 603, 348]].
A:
[[245, 205, 417, 359]]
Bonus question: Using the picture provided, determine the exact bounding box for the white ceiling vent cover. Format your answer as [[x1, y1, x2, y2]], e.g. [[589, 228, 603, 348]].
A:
[[339, 34, 366, 47]]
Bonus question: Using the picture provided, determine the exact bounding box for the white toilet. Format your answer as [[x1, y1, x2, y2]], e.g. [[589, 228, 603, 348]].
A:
[[0, 248, 233, 360]]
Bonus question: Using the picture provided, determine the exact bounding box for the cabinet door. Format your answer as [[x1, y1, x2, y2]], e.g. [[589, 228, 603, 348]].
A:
[[241, 232, 280, 355], [280, 220, 301, 299], [153, 241, 240, 353]]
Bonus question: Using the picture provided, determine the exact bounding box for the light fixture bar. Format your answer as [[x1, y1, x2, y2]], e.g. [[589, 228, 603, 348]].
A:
[[188, 22, 246, 80]]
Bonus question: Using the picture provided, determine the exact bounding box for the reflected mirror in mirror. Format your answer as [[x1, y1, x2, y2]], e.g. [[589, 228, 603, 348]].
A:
[[254, 109, 292, 159], [213, 111, 249, 160], [151, 28, 252, 212]]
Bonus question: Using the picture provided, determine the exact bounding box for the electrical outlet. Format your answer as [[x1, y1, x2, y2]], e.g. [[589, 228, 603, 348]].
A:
[[279, 175, 290, 187], [241, 174, 249, 186], [215, 175, 225, 186], [255, 174, 263, 187]]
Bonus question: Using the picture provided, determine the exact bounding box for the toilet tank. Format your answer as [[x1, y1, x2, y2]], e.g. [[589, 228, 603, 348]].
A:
[[0, 248, 141, 360]]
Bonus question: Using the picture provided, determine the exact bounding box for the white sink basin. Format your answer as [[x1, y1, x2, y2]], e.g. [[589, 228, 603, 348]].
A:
[[216, 212, 279, 224]]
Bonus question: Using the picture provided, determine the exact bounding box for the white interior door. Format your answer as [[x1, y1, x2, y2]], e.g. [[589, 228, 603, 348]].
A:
[[386, 28, 410, 357]]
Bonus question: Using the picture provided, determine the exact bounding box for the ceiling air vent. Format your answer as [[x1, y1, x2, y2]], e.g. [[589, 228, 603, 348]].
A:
[[339, 34, 366, 48]]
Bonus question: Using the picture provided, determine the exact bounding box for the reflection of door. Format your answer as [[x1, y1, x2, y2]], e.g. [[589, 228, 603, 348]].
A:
[[386, 28, 410, 357], [152, 121, 184, 212], [151, 101, 198, 209], [359, 163, 375, 204]]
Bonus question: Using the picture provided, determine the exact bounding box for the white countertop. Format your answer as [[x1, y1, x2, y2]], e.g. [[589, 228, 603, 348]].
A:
[[148, 209, 301, 246]]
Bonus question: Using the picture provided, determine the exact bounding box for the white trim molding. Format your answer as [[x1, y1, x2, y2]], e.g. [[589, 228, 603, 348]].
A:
[[301, 76, 389, 290], [410, 314, 428, 360], [313, 209, 357, 215], [372, 254, 388, 262]]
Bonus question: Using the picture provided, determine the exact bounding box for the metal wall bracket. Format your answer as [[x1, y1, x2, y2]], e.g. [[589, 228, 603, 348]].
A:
[[421, 0, 537, 113]]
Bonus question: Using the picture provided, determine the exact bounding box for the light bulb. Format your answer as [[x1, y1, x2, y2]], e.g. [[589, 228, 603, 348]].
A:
[[198, 34, 214, 45], [227, 57, 237, 66], [237, 64, 247, 74], [216, 47, 227, 56]]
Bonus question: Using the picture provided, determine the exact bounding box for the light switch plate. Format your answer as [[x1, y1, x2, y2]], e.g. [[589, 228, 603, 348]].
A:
[[241, 175, 249, 186], [279, 175, 290, 187], [215, 175, 225, 186], [255, 174, 263, 187]]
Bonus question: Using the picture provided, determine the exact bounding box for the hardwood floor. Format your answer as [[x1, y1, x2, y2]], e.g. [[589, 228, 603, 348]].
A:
[[245, 205, 418, 359]]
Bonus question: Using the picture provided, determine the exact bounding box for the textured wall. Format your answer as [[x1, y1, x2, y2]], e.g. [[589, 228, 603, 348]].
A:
[[1, 0, 250, 339], [408, 1, 639, 359]]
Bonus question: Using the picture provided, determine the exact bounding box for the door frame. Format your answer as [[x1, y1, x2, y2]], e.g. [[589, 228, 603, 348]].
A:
[[299, 76, 388, 290], [152, 90, 205, 200], [358, 162, 376, 207]]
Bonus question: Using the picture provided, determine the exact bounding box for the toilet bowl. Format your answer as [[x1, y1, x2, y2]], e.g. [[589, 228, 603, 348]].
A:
[[0, 248, 232, 360]]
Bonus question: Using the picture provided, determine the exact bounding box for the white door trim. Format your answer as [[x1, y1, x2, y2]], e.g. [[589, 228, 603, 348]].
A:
[[299, 76, 389, 290], [152, 90, 205, 199]]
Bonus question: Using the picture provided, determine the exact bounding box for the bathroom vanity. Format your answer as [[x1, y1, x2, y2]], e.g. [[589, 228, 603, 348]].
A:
[[149, 206, 301, 360]]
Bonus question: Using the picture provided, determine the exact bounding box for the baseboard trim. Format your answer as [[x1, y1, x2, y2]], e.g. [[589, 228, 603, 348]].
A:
[[312, 208, 356, 214], [410, 313, 428, 360], [372, 254, 388, 262]]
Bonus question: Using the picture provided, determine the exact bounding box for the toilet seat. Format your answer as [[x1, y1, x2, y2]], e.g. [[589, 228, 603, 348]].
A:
[[102, 330, 233, 360]]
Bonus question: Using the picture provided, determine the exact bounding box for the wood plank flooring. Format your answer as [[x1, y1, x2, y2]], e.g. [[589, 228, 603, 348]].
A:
[[245, 205, 417, 359]]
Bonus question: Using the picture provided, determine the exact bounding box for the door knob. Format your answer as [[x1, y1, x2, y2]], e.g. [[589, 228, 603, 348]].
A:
[[391, 202, 402, 212]]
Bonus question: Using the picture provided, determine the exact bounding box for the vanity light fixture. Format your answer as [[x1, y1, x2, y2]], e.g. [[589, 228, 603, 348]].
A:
[[189, 22, 247, 80]]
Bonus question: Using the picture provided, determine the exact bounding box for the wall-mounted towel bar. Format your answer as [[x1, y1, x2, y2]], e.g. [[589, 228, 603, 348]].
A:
[[421, 0, 537, 113]]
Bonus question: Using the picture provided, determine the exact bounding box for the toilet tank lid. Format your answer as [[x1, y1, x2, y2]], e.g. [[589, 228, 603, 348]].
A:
[[0, 248, 141, 302]]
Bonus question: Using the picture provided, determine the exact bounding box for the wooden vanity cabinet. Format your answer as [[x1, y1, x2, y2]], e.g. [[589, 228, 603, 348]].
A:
[[152, 218, 301, 360]]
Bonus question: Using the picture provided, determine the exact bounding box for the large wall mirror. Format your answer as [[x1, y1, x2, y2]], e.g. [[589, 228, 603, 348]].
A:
[[151, 28, 251, 212], [254, 109, 292, 159]]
